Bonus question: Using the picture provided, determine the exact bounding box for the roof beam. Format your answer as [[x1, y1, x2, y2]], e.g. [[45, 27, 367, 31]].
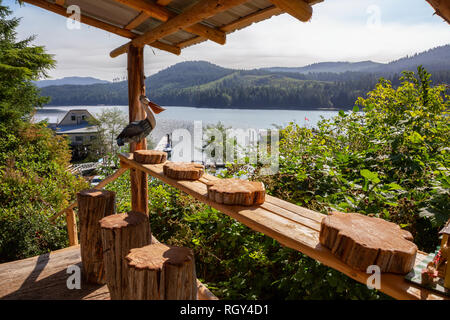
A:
[[22, 0, 180, 55], [177, 5, 284, 49], [110, 0, 249, 58], [113, 0, 226, 45], [426, 0, 450, 24], [125, 12, 150, 30], [269, 0, 313, 22], [156, 0, 173, 5]]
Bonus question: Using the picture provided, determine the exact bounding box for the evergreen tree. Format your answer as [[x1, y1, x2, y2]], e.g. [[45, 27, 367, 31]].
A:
[[0, 1, 54, 124]]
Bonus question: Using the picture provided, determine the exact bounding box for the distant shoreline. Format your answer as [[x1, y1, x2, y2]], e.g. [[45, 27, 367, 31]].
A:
[[42, 105, 349, 111]]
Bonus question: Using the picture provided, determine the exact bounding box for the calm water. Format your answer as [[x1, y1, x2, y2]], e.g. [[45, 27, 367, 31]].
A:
[[34, 105, 339, 130]]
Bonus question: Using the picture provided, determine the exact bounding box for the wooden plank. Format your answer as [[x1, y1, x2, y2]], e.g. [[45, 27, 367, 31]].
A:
[[65, 208, 78, 246], [125, 12, 150, 30], [0, 245, 217, 300], [111, 0, 248, 57], [178, 6, 283, 49], [21, 0, 180, 56], [118, 152, 449, 300], [113, 0, 226, 45], [269, 0, 313, 22]]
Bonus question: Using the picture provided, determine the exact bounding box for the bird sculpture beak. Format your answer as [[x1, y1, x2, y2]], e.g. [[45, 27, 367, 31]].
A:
[[140, 95, 165, 114]]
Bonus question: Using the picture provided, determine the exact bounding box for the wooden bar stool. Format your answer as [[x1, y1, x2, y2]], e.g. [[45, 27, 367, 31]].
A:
[[99, 211, 152, 299], [124, 243, 197, 300]]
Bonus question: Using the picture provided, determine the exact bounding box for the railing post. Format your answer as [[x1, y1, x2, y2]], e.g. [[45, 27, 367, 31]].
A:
[[127, 44, 148, 215], [65, 208, 79, 246]]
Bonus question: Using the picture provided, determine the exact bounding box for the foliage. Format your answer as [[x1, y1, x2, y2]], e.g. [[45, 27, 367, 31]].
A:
[[255, 66, 449, 252], [0, 2, 87, 262], [40, 57, 450, 109], [87, 107, 127, 162], [102, 67, 447, 300]]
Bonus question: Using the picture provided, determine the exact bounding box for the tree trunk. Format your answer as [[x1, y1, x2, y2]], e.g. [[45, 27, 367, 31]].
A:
[[77, 189, 116, 284], [124, 243, 197, 300], [99, 211, 152, 299]]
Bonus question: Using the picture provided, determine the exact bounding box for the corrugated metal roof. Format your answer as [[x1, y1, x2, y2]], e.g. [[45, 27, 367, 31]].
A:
[[23, 0, 322, 54]]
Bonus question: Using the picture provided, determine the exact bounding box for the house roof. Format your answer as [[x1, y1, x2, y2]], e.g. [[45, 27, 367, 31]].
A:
[[57, 109, 95, 127], [22, 0, 323, 57], [56, 124, 99, 135]]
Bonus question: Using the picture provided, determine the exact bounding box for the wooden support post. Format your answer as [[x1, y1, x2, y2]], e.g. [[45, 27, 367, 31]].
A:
[[100, 211, 152, 299], [124, 243, 197, 300], [77, 189, 116, 284], [65, 208, 78, 246], [128, 45, 149, 215]]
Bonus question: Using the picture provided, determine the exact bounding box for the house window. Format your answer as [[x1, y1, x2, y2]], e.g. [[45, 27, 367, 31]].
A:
[[75, 136, 83, 142], [90, 136, 96, 141], [71, 115, 76, 121], [82, 115, 86, 120]]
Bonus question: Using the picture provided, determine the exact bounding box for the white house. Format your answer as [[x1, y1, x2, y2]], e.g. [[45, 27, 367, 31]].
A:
[[54, 109, 99, 146]]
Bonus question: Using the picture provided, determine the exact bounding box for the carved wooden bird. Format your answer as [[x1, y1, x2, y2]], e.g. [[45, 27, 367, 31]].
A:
[[116, 96, 165, 146]]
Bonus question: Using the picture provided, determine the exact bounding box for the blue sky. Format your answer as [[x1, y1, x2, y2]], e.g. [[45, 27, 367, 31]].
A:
[[4, 0, 450, 80]]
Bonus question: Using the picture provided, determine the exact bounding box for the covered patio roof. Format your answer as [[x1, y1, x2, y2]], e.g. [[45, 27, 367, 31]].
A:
[[22, 0, 322, 57]]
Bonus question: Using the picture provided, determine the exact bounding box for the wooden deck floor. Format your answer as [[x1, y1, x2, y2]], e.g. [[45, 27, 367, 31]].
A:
[[119, 152, 449, 300], [0, 245, 217, 300]]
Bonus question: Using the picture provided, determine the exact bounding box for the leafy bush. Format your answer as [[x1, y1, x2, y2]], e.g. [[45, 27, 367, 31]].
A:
[[0, 2, 87, 262], [104, 67, 448, 300]]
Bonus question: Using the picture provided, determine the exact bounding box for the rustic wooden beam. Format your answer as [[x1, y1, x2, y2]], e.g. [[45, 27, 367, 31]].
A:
[[426, 0, 450, 24], [21, 0, 180, 55], [110, 0, 248, 57], [65, 208, 78, 246], [178, 5, 283, 49], [125, 11, 150, 30], [113, 0, 226, 45], [156, 0, 172, 5], [269, 0, 313, 22], [54, 0, 65, 5], [127, 45, 148, 215]]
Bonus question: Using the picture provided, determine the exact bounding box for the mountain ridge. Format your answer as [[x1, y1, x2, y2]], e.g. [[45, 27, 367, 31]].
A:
[[39, 45, 450, 110]]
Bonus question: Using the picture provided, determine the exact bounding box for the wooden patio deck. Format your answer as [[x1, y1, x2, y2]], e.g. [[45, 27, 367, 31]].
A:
[[0, 245, 216, 300]]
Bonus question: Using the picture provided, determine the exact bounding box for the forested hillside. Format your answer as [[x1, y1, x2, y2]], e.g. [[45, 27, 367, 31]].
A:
[[40, 45, 450, 110]]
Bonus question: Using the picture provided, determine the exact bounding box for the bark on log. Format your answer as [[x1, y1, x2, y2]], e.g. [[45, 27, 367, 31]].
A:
[[206, 178, 266, 206], [163, 162, 204, 180], [77, 189, 116, 284], [134, 150, 167, 164], [124, 243, 197, 300], [319, 211, 417, 274], [99, 211, 152, 299]]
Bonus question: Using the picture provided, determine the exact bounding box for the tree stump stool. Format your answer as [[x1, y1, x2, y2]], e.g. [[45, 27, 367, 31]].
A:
[[134, 150, 167, 164], [163, 162, 204, 180], [206, 178, 266, 206], [319, 211, 418, 274], [124, 243, 197, 300], [77, 189, 116, 284], [99, 211, 152, 299]]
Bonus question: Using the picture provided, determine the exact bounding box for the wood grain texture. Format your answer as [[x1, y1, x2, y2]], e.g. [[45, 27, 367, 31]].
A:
[[128, 45, 148, 215], [125, 243, 197, 300], [206, 178, 265, 206], [100, 211, 152, 299], [77, 189, 116, 284], [163, 162, 204, 180], [320, 211, 418, 274], [116, 152, 450, 300], [0, 245, 216, 300], [134, 150, 167, 164]]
